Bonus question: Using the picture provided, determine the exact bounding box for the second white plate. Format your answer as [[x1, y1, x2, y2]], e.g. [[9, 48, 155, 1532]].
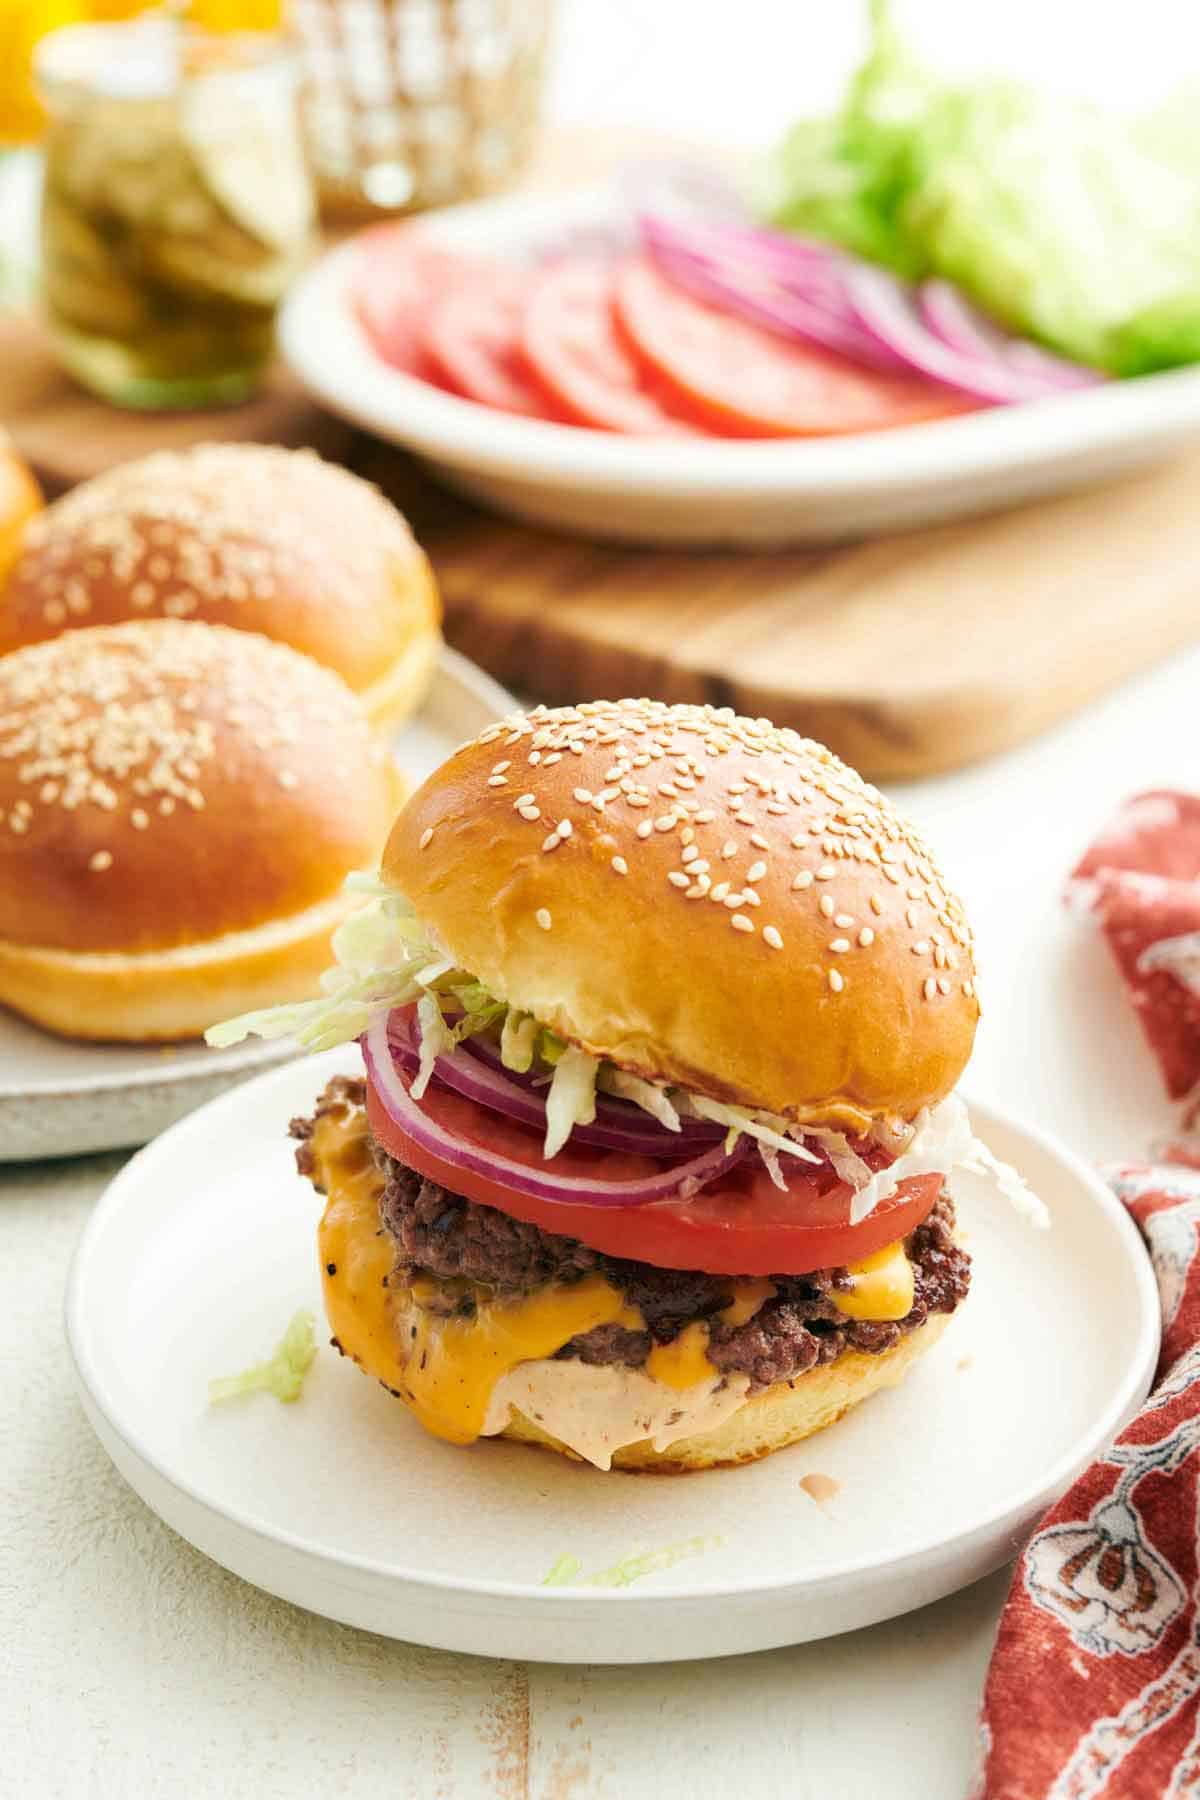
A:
[[0, 649, 514, 1162], [66, 1051, 1159, 1663]]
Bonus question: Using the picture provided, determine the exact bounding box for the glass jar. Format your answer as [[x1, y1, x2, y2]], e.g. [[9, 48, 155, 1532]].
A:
[[36, 16, 314, 409]]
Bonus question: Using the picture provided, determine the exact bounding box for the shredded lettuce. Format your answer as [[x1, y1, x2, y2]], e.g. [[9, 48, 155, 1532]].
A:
[[843, 1093, 1047, 1228], [686, 1094, 820, 1163], [209, 1310, 317, 1406], [500, 1009, 539, 1073], [544, 1047, 598, 1159], [762, 0, 1200, 375], [599, 1067, 681, 1132], [540, 1537, 723, 1589], [413, 992, 451, 1100]]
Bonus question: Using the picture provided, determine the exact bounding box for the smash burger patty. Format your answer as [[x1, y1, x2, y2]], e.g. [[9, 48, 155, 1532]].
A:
[[292, 1078, 971, 1394]]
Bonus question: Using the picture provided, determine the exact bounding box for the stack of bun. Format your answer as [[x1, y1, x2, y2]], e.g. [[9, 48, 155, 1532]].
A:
[[0, 443, 440, 1043]]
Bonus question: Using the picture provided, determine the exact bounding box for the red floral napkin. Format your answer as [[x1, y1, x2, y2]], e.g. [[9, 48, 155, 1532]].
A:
[[976, 792, 1200, 1797]]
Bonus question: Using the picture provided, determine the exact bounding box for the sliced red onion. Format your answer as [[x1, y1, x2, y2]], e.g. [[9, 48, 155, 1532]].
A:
[[457, 1027, 724, 1149], [363, 1013, 747, 1207], [918, 279, 1102, 392], [845, 266, 1086, 404]]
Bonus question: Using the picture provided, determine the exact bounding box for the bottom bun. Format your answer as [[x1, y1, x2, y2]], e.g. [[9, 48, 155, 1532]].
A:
[[0, 891, 363, 1043], [498, 1312, 952, 1474]]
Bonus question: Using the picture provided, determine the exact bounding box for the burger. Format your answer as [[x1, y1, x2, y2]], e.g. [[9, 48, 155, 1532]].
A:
[[0, 443, 441, 733], [211, 699, 1037, 1471]]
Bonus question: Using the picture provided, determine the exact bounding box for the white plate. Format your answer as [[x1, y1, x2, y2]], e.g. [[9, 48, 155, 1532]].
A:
[[0, 649, 514, 1163], [66, 1051, 1158, 1664], [280, 186, 1200, 548]]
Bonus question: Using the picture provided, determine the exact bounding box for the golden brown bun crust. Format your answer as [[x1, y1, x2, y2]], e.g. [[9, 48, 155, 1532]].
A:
[[0, 443, 441, 721], [499, 1312, 952, 1472], [0, 620, 402, 956], [0, 435, 42, 588], [384, 700, 979, 1127]]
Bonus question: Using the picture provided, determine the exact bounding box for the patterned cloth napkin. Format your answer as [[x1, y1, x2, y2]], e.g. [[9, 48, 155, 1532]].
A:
[[977, 791, 1200, 1799]]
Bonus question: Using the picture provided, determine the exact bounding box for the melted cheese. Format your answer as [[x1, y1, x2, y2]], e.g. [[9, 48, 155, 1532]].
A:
[[830, 1240, 914, 1322], [309, 1101, 641, 1446], [719, 1278, 777, 1328], [646, 1320, 716, 1390], [402, 1277, 642, 1445]]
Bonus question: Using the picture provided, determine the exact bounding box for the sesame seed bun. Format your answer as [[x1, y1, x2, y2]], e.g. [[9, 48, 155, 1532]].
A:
[[0, 620, 403, 1042], [497, 1310, 952, 1472], [0, 444, 441, 732], [383, 699, 979, 1128], [0, 432, 42, 589]]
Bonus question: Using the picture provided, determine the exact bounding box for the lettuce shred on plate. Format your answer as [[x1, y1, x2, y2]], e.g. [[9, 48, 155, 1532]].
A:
[[209, 1310, 317, 1407], [541, 1536, 724, 1588], [205, 878, 1046, 1226], [761, 0, 1200, 375]]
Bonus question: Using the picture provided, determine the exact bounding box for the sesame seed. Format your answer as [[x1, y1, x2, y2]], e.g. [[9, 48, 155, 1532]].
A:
[[766, 802, 788, 816], [937, 976, 953, 995], [869, 895, 884, 915], [763, 925, 783, 950], [923, 977, 938, 1001], [626, 793, 650, 808], [680, 826, 695, 846], [906, 906, 920, 928], [131, 809, 149, 830], [710, 882, 730, 902], [721, 840, 737, 859], [542, 833, 560, 852], [749, 833, 770, 851], [491, 760, 511, 774], [514, 793, 535, 808], [544, 753, 562, 766], [912, 940, 931, 956], [723, 891, 744, 909], [816, 864, 836, 880], [747, 859, 767, 883], [741, 888, 761, 907], [419, 827, 434, 850], [731, 914, 754, 934], [611, 855, 628, 875], [574, 788, 592, 804], [819, 895, 836, 918], [518, 805, 540, 822], [829, 938, 851, 953], [792, 870, 814, 890], [637, 820, 653, 839], [834, 913, 854, 929], [695, 809, 716, 824], [536, 908, 552, 931], [858, 927, 875, 947], [828, 969, 845, 994], [487, 775, 508, 788], [88, 850, 113, 872], [681, 845, 698, 863], [963, 980, 976, 999], [556, 819, 572, 839], [278, 770, 298, 790], [655, 814, 676, 833], [735, 811, 755, 826]]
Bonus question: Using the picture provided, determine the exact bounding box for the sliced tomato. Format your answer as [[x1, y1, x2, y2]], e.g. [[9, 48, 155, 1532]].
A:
[[613, 256, 975, 438], [351, 227, 487, 379], [421, 273, 562, 418], [364, 1072, 941, 1277], [520, 261, 708, 435]]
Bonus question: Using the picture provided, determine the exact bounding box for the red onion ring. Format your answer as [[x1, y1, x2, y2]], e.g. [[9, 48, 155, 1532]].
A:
[[457, 1027, 724, 1148], [364, 1013, 748, 1206]]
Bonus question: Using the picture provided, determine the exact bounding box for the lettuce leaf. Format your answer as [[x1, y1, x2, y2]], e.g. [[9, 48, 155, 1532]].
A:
[[762, 0, 1200, 374], [209, 1310, 317, 1406]]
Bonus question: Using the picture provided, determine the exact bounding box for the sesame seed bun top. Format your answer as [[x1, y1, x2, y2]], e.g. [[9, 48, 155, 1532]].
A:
[[383, 699, 979, 1130], [0, 620, 400, 955], [0, 444, 440, 721]]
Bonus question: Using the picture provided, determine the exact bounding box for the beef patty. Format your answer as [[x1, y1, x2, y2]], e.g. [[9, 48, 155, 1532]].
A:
[[292, 1077, 971, 1393]]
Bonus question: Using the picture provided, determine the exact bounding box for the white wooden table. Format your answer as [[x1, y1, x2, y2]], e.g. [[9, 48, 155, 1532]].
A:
[[5, 5, 1198, 1792]]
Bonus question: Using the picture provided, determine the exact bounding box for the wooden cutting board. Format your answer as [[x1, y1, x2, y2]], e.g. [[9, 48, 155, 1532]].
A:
[[358, 442, 1200, 779]]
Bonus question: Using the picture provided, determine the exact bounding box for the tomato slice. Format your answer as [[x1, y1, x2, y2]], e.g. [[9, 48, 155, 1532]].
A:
[[519, 261, 709, 435], [364, 1071, 942, 1277], [613, 256, 975, 438], [351, 228, 487, 379], [421, 274, 562, 418]]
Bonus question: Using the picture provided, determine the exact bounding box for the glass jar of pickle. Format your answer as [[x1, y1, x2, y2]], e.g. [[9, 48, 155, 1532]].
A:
[[35, 16, 314, 409]]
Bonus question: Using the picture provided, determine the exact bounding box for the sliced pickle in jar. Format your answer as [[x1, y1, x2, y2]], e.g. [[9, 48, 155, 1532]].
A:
[[39, 194, 157, 339]]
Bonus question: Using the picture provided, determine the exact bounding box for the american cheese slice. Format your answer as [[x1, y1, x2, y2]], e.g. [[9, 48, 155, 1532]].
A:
[[829, 1239, 915, 1322]]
